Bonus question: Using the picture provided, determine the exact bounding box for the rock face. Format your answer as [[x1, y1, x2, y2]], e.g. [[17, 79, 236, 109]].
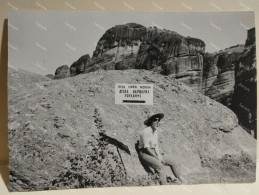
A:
[[245, 28, 256, 47], [53, 23, 205, 91], [202, 44, 244, 106], [70, 54, 91, 76], [54, 65, 70, 79], [202, 28, 256, 138], [137, 34, 205, 92], [86, 23, 205, 91], [231, 28, 257, 138], [9, 68, 256, 191], [91, 23, 145, 71]]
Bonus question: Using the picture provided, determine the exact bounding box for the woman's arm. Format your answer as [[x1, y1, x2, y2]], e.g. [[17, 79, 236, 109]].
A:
[[145, 147, 159, 159]]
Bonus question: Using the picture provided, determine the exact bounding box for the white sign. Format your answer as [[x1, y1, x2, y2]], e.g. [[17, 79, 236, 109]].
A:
[[115, 83, 153, 105]]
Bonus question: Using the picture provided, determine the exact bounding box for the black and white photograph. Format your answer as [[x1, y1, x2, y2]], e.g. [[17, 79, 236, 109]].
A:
[[8, 11, 257, 191]]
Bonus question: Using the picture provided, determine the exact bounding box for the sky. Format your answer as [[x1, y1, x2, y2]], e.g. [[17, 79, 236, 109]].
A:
[[8, 11, 255, 76]]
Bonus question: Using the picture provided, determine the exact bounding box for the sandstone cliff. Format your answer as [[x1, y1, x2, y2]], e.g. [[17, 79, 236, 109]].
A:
[[202, 44, 244, 106], [202, 28, 256, 138], [231, 28, 257, 138], [53, 23, 205, 91], [82, 23, 205, 91], [9, 68, 256, 191]]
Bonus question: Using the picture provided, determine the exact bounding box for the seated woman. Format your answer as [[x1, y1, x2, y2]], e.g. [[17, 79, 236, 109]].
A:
[[138, 113, 183, 185]]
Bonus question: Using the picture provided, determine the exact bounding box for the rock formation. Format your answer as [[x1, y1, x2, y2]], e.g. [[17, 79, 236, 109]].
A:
[[9, 68, 256, 191], [85, 23, 205, 91], [231, 28, 257, 138], [53, 23, 205, 91], [91, 23, 145, 71], [54, 65, 70, 79], [70, 54, 91, 76], [50, 24, 256, 138], [202, 28, 256, 138], [202, 44, 244, 106]]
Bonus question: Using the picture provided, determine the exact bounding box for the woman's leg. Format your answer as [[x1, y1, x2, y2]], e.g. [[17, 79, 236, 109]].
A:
[[139, 152, 167, 185], [162, 155, 183, 183]]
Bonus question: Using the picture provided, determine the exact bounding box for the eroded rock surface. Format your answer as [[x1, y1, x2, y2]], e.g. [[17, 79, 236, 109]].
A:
[[231, 28, 257, 138], [84, 23, 205, 91], [9, 68, 256, 191], [53, 23, 205, 91], [54, 65, 70, 79], [70, 54, 91, 76], [202, 44, 244, 106], [202, 28, 256, 138]]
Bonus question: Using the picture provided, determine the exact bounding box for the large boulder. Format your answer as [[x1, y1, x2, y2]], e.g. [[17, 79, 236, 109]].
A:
[[8, 68, 256, 191], [54, 65, 70, 79], [70, 54, 91, 76]]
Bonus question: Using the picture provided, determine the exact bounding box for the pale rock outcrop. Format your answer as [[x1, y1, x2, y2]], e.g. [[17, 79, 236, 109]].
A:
[[9, 68, 256, 191]]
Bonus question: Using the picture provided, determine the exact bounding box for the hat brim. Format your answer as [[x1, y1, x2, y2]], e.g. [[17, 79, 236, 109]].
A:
[[144, 113, 164, 126]]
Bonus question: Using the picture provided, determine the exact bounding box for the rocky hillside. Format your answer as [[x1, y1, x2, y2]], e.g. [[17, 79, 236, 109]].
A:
[[9, 67, 51, 86], [50, 24, 256, 139], [9, 68, 256, 191]]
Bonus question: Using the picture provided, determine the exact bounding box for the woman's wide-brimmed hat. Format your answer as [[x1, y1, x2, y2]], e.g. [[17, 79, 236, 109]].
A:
[[144, 113, 164, 126]]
